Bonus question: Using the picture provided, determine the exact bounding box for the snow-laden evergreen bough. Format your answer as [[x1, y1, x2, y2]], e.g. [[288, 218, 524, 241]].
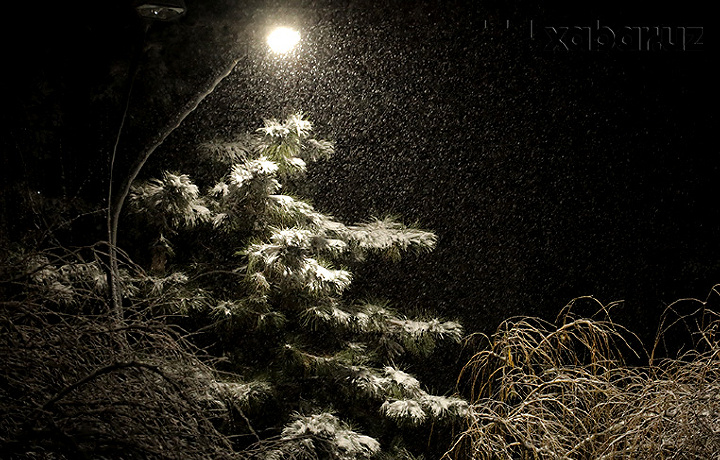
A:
[[129, 113, 467, 459]]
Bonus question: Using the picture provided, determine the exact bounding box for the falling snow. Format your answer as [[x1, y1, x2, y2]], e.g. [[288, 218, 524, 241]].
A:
[[4, 0, 715, 387]]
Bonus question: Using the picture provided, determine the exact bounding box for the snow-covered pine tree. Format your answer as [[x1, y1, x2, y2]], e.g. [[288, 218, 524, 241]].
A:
[[129, 113, 467, 459]]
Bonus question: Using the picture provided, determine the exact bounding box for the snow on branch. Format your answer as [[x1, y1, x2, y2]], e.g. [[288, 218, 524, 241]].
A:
[[345, 217, 437, 261], [255, 113, 334, 174], [251, 412, 379, 460], [302, 300, 463, 357], [245, 228, 352, 296], [130, 171, 211, 230]]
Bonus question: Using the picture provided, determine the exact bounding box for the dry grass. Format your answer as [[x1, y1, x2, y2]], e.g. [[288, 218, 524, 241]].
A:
[[446, 288, 720, 460]]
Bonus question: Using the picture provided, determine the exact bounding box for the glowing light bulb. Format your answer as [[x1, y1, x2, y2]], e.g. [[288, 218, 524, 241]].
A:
[[267, 27, 301, 53]]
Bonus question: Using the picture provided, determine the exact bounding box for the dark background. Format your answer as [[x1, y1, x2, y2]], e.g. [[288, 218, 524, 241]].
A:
[[2, 0, 716, 346]]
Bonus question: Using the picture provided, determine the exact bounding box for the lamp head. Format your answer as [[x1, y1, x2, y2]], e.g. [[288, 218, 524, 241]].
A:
[[134, 0, 186, 21]]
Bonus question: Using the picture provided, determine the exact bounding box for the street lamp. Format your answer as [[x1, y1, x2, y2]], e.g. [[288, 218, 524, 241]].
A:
[[108, 0, 188, 317], [133, 0, 187, 21]]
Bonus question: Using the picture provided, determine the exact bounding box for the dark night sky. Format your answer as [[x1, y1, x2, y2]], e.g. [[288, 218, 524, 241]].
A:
[[2, 0, 716, 344]]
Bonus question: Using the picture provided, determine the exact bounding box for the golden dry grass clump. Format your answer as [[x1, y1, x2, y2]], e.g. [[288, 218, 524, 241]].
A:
[[447, 287, 720, 459]]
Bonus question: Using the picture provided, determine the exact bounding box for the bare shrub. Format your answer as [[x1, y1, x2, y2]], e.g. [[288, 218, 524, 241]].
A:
[[0, 246, 237, 459]]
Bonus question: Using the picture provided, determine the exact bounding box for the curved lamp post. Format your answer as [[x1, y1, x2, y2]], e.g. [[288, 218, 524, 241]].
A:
[[108, 0, 187, 317]]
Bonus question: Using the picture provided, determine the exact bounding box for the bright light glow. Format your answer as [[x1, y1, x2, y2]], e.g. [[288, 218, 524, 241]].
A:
[[267, 27, 301, 53]]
